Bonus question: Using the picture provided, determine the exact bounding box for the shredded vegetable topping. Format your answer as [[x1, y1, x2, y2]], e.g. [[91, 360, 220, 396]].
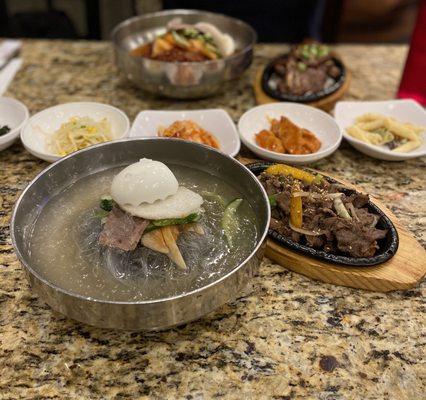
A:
[[49, 116, 112, 156]]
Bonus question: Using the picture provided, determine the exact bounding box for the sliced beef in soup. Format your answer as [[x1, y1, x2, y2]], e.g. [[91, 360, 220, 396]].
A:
[[99, 206, 149, 251]]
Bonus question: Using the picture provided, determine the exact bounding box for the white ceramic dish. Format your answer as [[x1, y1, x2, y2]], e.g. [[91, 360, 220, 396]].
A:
[[129, 109, 240, 157], [21, 102, 130, 162], [238, 103, 342, 164], [335, 99, 426, 161], [0, 97, 29, 151]]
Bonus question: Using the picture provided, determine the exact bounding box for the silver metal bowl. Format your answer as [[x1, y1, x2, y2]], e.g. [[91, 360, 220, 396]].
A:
[[11, 138, 269, 330], [111, 9, 257, 99]]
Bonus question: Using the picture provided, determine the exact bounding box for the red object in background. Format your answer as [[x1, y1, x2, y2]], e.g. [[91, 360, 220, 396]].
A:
[[397, 0, 426, 105]]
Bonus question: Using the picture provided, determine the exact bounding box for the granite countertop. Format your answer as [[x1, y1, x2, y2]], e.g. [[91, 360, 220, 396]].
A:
[[0, 41, 425, 399]]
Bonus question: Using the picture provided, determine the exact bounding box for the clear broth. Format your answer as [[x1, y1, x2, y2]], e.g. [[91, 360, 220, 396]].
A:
[[29, 165, 259, 301]]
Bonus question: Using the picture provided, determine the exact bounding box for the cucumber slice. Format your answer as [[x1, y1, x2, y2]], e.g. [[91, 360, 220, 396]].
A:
[[205, 42, 222, 57], [172, 30, 190, 48], [221, 198, 243, 248], [145, 213, 201, 232], [201, 191, 226, 208], [182, 28, 198, 38]]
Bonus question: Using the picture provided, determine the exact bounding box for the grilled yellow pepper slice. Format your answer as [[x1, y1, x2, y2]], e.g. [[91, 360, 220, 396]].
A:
[[265, 164, 316, 184]]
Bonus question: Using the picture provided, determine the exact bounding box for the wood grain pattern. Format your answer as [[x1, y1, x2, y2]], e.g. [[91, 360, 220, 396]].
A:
[[253, 68, 352, 111], [265, 205, 426, 292], [239, 158, 426, 292]]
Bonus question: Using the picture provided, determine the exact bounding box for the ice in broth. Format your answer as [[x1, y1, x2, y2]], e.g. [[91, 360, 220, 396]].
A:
[[29, 164, 258, 302]]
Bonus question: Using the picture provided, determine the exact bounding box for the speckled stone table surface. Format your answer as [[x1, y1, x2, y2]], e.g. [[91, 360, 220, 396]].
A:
[[0, 41, 425, 400]]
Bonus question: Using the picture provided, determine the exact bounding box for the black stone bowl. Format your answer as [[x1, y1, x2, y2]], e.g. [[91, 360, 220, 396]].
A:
[[247, 162, 399, 266], [261, 54, 346, 103]]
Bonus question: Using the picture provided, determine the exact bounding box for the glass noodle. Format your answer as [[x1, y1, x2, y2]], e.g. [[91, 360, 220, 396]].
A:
[[28, 165, 258, 302]]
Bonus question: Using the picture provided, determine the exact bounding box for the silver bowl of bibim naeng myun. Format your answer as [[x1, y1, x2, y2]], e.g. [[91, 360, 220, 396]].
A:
[[111, 9, 257, 99], [11, 138, 269, 330]]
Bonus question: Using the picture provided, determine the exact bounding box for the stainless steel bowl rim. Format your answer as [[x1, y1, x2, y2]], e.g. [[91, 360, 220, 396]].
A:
[[111, 9, 257, 66], [11, 137, 270, 306]]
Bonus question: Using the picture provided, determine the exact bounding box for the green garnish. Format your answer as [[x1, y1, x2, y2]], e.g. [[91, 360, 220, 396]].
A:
[[313, 174, 323, 184], [297, 62, 307, 72], [176, 28, 221, 57], [301, 44, 311, 59], [299, 43, 329, 59], [318, 45, 329, 57], [268, 194, 277, 207], [205, 42, 221, 56], [145, 213, 201, 232], [310, 45, 318, 57], [172, 30, 190, 47], [100, 196, 114, 212], [202, 32, 214, 44], [182, 28, 199, 38], [94, 209, 110, 219], [0, 125, 11, 136]]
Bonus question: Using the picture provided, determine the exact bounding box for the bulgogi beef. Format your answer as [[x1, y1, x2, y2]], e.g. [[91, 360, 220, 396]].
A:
[[260, 171, 387, 258], [271, 42, 342, 96]]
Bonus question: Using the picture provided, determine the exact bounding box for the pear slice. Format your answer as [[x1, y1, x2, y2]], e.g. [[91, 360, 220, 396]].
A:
[[192, 223, 204, 235], [181, 222, 205, 235], [161, 226, 186, 270], [141, 229, 169, 254], [169, 225, 180, 241], [181, 224, 194, 233]]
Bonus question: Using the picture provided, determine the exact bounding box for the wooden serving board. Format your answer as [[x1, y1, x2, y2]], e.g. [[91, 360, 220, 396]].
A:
[[253, 68, 352, 112], [240, 159, 426, 292]]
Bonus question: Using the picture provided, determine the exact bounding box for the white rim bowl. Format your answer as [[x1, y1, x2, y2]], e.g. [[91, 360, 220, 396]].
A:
[[21, 102, 130, 163], [129, 108, 241, 157], [238, 102, 342, 164], [335, 99, 426, 161], [0, 97, 29, 151]]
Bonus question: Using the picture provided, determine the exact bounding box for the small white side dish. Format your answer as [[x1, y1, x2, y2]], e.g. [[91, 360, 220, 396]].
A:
[[129, 109, 240, 157], [335, 99, 426, 161], [0, 97, 29, 151], [21, 102, 130, 162], [238, 103, 342, 164]]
